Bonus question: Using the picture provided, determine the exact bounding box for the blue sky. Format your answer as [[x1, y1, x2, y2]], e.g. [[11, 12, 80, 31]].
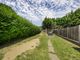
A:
[[0, 0, 80, 26]]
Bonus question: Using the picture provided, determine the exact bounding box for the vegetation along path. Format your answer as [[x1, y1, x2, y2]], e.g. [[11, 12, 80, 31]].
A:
[[2, 38, 40, 60], [48, 36, 59, 60], [51, 35, 80, 60], [1, 33, 80, 60], [15, 32, 49, 60]]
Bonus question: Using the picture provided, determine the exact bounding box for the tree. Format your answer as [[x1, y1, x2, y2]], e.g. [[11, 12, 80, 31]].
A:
[[42, 18, 53, 29]]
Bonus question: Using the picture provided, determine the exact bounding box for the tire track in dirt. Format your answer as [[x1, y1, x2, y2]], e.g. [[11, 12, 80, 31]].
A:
[[2, 38, 40, 60], [48, 39, 59, 60]]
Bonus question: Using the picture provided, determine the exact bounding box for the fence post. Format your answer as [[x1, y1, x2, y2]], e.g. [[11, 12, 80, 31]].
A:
[[78, 25, 80, 43], [67, 27, 68, 38]]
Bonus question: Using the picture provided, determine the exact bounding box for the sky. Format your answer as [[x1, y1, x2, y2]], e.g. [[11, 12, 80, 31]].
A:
[[0, 0, 80, 26]]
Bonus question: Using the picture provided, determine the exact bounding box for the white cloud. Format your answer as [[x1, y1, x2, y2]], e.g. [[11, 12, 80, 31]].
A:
[[0, 0, 80, 26]]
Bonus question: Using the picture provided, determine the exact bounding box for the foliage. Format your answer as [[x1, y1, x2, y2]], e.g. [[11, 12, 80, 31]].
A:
[[42, 8, 80, 28], [42, 18, 53, 29], [0, 3, 41, 44], [55, 9, 80, 28]]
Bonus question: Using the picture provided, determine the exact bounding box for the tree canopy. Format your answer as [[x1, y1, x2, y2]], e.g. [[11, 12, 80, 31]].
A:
[[42, 18, 53, 29], [42, 8, 80, 29]]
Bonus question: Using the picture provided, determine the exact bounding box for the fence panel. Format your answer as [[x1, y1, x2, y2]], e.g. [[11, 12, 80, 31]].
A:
[[55, 25, 80, 43]]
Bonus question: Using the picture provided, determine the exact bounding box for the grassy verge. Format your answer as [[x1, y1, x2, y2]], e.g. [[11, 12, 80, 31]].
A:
[[51, 35, 80, 60], [15, 33, 49, 60]]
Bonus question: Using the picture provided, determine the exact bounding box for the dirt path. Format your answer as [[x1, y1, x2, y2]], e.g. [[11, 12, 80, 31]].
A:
[[2, 38, 40, 60], [48, 39, 59, 60]]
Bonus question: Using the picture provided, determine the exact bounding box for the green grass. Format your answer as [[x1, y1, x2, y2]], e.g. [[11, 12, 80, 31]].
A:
[[51, 35, 80, 60], [15, 33, 49, 60]]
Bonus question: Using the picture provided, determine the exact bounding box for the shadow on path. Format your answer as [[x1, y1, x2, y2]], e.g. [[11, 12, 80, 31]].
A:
[[73, 47, 80, 52]]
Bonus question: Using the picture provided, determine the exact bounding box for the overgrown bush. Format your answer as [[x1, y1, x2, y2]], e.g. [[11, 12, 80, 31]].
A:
[[0, 3, 41, 44]]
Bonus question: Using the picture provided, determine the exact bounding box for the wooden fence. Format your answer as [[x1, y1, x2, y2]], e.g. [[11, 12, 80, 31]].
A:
[[54, 25, 80, 43]]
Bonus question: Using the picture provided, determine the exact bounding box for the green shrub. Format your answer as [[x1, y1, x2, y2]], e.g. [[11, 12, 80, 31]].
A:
[[0, 3, 41, 44]]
